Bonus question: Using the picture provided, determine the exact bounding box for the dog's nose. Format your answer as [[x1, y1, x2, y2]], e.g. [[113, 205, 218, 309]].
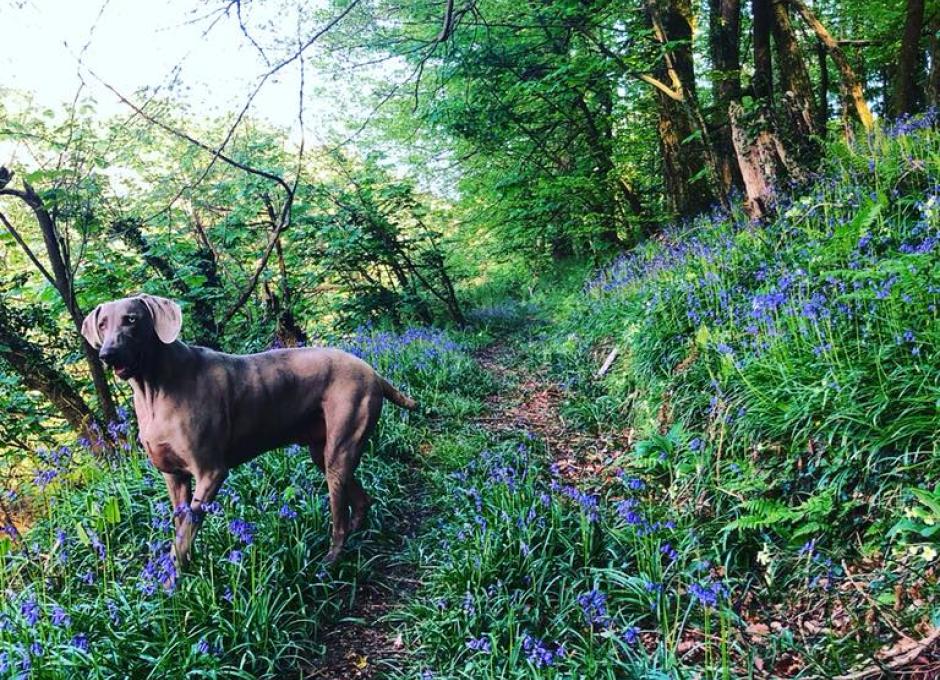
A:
[[99, 347, 117, 365]]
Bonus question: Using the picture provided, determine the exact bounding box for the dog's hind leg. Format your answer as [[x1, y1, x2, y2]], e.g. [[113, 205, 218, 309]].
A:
[[321, 390, 381, 564], [322, 456, 352, 564], [347, 476, 372, 533]]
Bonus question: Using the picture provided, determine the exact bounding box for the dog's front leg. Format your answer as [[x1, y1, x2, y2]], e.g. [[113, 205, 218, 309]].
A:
[[173, 468, 228, 567], [162, 472, 192, 534]]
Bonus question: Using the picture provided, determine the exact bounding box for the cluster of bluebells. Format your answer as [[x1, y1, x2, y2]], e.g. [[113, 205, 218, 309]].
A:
[[229, 518, 255, 545], [577, 589, 612, 628], [553, 482, 600, 523], [341, 325, 461, 377], [521, 632, 565, 668], [465, 636, 491, 654], [688, 578, 729, 609], [586, 120, 939, 396], [139, 544, 177, 596], [885, 107, 938, 139]]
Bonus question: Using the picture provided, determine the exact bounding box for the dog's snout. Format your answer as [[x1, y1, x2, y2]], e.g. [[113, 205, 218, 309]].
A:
[[99, 346, 118, 365]]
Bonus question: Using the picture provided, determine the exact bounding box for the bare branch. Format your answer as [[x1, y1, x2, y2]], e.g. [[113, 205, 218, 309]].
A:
[[0, 209, 57, 288]]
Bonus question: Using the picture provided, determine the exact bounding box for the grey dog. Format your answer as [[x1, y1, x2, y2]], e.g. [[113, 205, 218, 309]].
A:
[[81, 294, 416, 566]]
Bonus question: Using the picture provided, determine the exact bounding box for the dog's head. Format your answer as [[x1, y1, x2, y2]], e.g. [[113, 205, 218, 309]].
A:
[[81, 295, 182, 380]]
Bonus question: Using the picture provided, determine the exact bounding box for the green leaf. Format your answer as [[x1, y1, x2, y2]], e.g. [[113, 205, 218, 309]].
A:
[[694, 325, 710, 348], [103, 496, 121, 525], [75, 522, 91, 546], [911, 488, 940, 518]]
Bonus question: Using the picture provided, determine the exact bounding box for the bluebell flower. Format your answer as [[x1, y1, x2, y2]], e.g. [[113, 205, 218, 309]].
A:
[[622, 626, 640, 644], [462, 591, 475, 615], [578, 589, 610, 627], [51, 605, 71, 627], [689, 579, 728, 608], [229, 518, 255, 544], [139, 552, 177, 595], [17, 646, 30, 673], [107, 600, 121, 625], [71, 633, 89, 652], [33, 468, 58, 489], [20, 597, 39, 627], [521, 633, 563, 667], [466, 636, 491, 653], [799, 539, 817, 557], [278, 503, 298, 520], [625, 477, 645, 491]]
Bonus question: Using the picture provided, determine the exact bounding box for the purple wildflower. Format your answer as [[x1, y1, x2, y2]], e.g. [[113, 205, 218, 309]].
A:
[[71, 633, 89, 652], [466, 636, 491, 653]]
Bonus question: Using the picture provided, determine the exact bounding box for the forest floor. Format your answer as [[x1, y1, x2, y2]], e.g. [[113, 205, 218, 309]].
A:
[[303, 323, 635, 679]]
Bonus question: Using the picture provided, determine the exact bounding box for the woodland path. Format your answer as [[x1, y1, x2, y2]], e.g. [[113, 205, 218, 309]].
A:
[[299, 332, 630, 679]]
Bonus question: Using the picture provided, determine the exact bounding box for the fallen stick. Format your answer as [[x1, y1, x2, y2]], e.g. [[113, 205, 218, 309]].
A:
[[597, 347, 620, 377]]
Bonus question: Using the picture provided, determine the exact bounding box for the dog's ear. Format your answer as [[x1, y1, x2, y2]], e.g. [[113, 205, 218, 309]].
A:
[[81, 304, 104, 349], [138, 295, 182, 344]]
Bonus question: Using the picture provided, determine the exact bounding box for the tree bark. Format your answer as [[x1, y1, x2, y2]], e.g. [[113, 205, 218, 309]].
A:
[[729, 100, 802, 220], [770, 0, 819, 141], [929, 17, 940, 107], [790, 0, 874, 130], [816, 39, 830, 131], [892, 0, 926, 117], [709, 0, 743, 194], [752, 0, 774, 100], [0, 299, 100, 440], [645, 0, 716, 216]]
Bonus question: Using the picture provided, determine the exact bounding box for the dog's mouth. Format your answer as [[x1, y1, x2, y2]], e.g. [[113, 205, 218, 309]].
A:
[[111, 363, 135, 380]]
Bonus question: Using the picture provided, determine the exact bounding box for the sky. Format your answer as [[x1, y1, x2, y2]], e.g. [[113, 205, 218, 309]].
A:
[[0, 0, 365, 145]]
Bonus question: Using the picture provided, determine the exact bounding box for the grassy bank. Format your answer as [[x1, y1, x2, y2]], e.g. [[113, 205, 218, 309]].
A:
[[398, 119, 939, 678]]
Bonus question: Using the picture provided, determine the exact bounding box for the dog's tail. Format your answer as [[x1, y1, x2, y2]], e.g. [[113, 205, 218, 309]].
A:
[[380, 376, 418, 410]]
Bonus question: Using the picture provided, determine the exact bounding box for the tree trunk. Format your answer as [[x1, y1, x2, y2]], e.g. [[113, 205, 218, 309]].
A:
[[770, 0, 819, 142], [790, 0, 874, 130], [709, 0, 743, 194], [8, 181, 117, 424], [645, 0, 716, 216], [816, 39, 830, 131], [752, 0, 774, 100], [0, 299, 100, 440], [729, 100, 804, 220], [892, 0, 926, 117], [929, 17, 940, 107]]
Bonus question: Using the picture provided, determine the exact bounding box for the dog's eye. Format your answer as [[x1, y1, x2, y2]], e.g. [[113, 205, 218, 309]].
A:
[[98, 320, 107, 330], [125, 316, 137, 325]]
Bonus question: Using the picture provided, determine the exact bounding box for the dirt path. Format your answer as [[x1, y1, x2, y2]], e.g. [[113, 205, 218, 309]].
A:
[[299, 336, 629, 679], [473, 342, 632, 487], [295, 473, 425, 679]]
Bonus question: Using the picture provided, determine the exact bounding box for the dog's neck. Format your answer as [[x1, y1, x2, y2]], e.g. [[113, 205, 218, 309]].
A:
[[129, 340, 191, 405]]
